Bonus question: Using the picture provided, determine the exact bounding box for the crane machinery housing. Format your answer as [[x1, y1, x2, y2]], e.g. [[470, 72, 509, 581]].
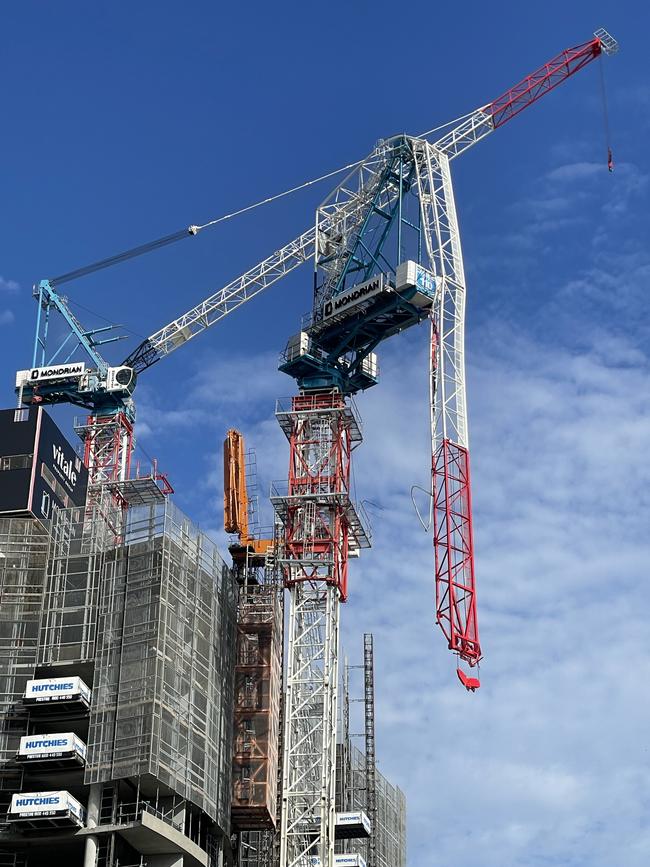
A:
[[10, 26, 617, 867]]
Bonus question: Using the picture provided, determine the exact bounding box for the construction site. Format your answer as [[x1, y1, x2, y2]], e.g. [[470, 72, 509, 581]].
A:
[[0, 20, 622, 867]]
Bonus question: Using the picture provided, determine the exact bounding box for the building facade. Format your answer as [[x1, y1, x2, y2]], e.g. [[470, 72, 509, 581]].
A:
[[0, 491, 237, 867], [335, 744, 407, 867], [0, 408, 406, 867]]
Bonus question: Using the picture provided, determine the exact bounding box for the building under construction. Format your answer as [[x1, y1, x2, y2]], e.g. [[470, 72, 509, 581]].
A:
[[0, 407, 405, 867]]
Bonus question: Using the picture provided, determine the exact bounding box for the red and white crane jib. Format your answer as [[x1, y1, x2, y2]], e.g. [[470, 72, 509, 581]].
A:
[[488, 29, 618, 130], [427, 28, 617, 686], [430, 28, 618, 162]]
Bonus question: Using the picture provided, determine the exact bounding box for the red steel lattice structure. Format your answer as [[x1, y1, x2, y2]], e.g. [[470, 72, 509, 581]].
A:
[[75, 412, 134, 487], [433, 439, 479, 665], [422, 29, 617, 683], [281, 391, 358, 601], [488, 35, 609, 129]]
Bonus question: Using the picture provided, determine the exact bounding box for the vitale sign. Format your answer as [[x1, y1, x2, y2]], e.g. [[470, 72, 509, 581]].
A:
[[0, 406, 88, 519]]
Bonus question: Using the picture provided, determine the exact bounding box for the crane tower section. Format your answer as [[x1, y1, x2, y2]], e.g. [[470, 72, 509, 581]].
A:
[[271, 392, 370, 867]]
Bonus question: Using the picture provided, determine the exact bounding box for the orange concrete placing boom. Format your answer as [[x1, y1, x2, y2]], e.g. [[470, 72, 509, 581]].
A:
[[223, 428, 274, 562]]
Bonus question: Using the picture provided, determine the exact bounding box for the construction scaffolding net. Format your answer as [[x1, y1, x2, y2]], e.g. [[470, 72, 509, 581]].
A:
[[0, 517, 50, 817], [336, 744, 407, 867], [84, 500, 238, 832], [0, 498, 238, 820], [232, 584, 283, 831], [38, 504, 107, 667]]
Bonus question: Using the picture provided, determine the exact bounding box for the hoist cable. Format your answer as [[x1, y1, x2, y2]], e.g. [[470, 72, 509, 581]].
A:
[[65, 297, 147, 340], [597, 55, 614, 171]]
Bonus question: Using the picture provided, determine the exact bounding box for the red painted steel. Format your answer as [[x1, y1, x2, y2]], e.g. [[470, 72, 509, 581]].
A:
[[82, 412, 133, 485], [283, 391, 352, 601], [489, 37, 602, 129], [433, 438, 481, 666]]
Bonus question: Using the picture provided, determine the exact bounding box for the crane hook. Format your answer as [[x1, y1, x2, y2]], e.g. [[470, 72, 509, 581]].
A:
[[457, 665, 481, 692]]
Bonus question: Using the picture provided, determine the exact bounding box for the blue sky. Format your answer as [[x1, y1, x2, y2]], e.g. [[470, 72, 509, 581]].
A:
[[2, 3, 649, 865]]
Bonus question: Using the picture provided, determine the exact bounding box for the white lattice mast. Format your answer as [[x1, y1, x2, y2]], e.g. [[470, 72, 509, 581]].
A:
[[272, 392, 369, 867]]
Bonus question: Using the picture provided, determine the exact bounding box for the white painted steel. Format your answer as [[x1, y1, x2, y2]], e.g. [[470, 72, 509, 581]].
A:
[[274, 396, 369, 867], [145, 142, 399, 364], [411, 140, 469, 453], [280, 582, 340, 867], [314, 142, 401, 311], [147, 227, 316, 361], [428, 108, 495, 161], [594, 28, 618, 55]]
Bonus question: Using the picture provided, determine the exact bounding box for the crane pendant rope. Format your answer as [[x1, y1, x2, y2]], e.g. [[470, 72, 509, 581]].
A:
[[48, 113, 480, 287]]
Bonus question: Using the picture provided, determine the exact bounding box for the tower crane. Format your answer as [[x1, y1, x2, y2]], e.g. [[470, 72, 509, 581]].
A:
[[15, 28, 617, 867]]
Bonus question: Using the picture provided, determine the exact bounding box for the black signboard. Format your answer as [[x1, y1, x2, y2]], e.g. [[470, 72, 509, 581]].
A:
[[0, 407, 88, 519]]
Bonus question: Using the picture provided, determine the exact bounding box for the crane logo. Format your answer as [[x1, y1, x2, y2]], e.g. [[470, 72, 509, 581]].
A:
[[29, 362, 86, 383], [323, 275, 385, 321]]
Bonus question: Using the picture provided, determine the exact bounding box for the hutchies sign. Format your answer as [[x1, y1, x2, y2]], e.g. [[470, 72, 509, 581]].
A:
[[336, 810, 372, 838], [24, 676, 91, 707], [310, 857, 367, 867], [17, 732, 87, 764], [8, 791, 85, 826]]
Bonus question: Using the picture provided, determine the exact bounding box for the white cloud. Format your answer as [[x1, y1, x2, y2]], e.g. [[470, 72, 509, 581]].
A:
[[0, 276, 19, 293], [0, 276, 19, 326], [179, 309, 650, 866], [545, 161, 602, 182], [339, 321, 650, 867]]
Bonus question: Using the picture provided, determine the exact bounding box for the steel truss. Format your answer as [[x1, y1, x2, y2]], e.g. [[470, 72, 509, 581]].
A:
[[363, 634, 376, 867], [272, 392, 369, 867], [125, 142, 399, 375], [75, 412, 134, 487], [410, 139, 480, 665]]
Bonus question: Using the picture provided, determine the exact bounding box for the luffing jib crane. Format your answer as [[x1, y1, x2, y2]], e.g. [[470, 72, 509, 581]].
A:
[[15, 28, 617, 867]]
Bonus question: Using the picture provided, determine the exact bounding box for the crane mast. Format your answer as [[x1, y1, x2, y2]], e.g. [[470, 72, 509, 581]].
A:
[[14, 27, 617, 867]]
